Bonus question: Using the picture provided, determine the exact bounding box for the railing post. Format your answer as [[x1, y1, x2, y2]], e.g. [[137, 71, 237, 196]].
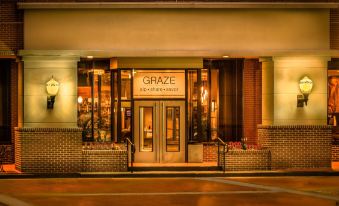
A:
[[223, 144, 226, 173], [126, 140, 129, 172], [125, 138, 134, 174], [131, 144, 134, 173], [217, 138, 227, 173], [217, 141, 220, 167]]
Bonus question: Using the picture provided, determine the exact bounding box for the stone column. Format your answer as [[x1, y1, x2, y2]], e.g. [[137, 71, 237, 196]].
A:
[[273, 56, 330, 125], [22, 55, 80, 128], [259, 57, 274, 125]]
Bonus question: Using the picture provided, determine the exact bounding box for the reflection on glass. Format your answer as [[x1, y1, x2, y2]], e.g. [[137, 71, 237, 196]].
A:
[[201, 69, 209, 141], [113, 71, 118, 142], [166, 107, 180, 152], [210, 69, 219, 140], [77, 70, 93, 141], [187, 70, 198, 141], [121, 70, 131, 100], [77, 64, 111, 142], [121, 102, 131, 142], [140, 107, 153, 152], [328, 75, 339, 126]]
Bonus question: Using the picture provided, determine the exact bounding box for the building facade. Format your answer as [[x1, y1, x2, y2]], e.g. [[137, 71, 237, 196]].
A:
[[1, 0, 339, 173]]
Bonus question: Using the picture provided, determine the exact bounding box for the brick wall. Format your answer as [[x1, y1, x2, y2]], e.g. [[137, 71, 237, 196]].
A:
[[258, 125, 332, 169], [0, 1, 23, 52], [219, 150, 271, 171], [243, 59, 262, 145], [203, 143, 218, 162], [333, 138, 339, 162], [330, 9, 339, 50], [82, 150, 128, 172], [15, 127, 82, 173]]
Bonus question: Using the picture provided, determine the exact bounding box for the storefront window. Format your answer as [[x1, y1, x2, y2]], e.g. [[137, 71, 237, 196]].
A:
[[166, 107, 180, 152], [118, 69, 132, 143], [187, 70, 198, 142], [77, 59, 244, 144], [210, 69, 219, 140], [0, 61, 11, 143], [187, 69, 210, 142], [140, 107, 153, 152], [201, 69, 209, 141], [217, 60, 243, 141], [328, 69, 339, 126], [78, 60, 111, 142]]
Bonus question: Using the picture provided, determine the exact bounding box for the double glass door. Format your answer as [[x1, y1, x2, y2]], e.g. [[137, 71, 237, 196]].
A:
[[134, 101, 185, 163]]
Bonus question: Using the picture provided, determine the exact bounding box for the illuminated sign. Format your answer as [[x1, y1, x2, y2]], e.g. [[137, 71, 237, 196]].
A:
[[133, 70, 185, 99]]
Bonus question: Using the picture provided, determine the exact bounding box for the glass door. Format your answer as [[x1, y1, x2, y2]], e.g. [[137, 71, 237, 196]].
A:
[[134, 101, 185, 163]]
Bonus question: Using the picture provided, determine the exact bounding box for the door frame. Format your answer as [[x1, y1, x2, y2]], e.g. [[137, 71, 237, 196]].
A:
[[134, 100, 186, 163]]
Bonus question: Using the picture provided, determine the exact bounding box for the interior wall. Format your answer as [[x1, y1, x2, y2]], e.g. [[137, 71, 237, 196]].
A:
[[24, 9, 329, 52], [273, 56, 330, 125], [22, 56, 79, 128]]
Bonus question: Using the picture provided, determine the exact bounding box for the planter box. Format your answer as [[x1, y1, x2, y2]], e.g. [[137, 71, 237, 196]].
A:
[[220, 149, 271, 171], [82, 150, 128, 172]]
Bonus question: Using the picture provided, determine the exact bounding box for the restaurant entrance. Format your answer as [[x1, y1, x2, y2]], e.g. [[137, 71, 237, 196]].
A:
[[134, 100, 185, 163]]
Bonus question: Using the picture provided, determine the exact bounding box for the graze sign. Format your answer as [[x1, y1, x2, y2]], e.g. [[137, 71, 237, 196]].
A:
[[133, 71, 185, 98]]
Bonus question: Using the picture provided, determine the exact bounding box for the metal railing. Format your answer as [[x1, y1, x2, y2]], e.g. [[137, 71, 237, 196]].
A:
[[125, 138, 135, 173], [217, 137, 228, 173]]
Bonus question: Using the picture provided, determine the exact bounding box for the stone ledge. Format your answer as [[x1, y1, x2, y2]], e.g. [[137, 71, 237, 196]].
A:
[[258, 125, 332, 129], [227, 150, 270, 154], [82, 150, 127, 154], [15, 127, 82, 132]]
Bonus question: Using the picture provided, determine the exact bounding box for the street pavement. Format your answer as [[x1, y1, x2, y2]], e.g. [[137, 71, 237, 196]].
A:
[[0, 176, 338, 206]]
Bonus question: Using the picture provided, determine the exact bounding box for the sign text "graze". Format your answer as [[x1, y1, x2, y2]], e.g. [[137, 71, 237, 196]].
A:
[[143, 76, 175, 85]]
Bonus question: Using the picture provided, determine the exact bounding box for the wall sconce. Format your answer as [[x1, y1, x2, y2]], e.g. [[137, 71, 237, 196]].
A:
[[46, 76, 59, 109], [297, 76, 313, 107]]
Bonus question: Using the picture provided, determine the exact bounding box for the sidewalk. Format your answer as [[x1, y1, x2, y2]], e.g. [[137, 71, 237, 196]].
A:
[[1, 163, 339, 178]]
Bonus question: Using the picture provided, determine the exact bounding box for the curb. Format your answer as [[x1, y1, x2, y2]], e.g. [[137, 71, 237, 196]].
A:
[[1, 171, 339, 179]]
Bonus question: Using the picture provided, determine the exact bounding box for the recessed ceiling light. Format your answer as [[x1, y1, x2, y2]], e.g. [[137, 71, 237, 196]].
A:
[[87, 56, 93, 59], [222, 55, 229, 58]]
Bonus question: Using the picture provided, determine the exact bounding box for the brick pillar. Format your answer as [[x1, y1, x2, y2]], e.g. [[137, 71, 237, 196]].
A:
[[258, 125, 332, 169], [9, 60, 18, 163], [243, 59, 262, 144], [15, 128, 82, 173]]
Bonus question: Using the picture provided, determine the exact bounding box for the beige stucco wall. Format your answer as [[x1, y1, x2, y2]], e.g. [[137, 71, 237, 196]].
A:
[[22, 56, 79, 128], [24, 9, 329, 53], [273, 56, 330, 125], [260, 57, 274, 125]]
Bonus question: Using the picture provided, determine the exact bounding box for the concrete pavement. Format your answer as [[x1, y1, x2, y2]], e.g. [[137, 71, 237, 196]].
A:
[[0, 177, 338, 206]]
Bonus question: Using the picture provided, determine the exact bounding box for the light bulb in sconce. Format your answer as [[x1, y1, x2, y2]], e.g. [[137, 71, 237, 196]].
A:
[[46, 76, 60, 109], [297, 76, 313, 107]]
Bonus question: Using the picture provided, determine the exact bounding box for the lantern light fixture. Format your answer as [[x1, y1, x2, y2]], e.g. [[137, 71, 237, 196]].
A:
[[297, 76, 313, 107], [46, 76, 59, 109]]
